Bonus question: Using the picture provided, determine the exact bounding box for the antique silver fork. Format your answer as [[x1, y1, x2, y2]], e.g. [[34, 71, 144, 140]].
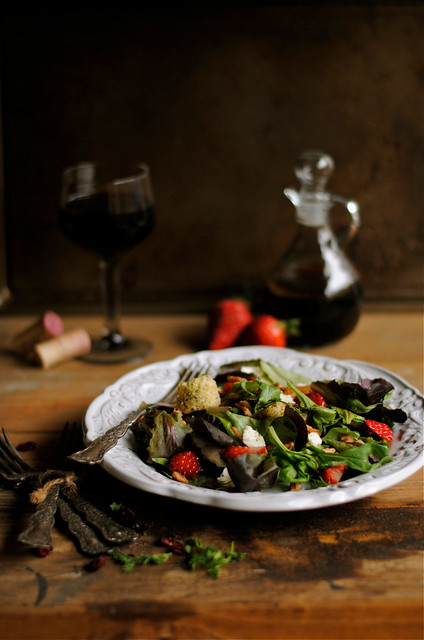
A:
[[69, 363, 208, 465], [0, 425, 137, 554]]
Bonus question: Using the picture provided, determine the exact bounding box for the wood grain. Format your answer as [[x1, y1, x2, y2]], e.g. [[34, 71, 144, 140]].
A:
[[0, 310, 422, 640]]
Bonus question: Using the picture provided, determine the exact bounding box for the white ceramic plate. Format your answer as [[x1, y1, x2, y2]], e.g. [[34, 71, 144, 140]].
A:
[[83, 346, 424, 512]]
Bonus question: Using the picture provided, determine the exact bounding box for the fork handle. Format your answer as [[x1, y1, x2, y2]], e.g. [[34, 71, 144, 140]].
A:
[[62, 487, 137, 544], [57, 496, 112, 556], [68, 407, 146, 465], [17, 484, 60, 548]]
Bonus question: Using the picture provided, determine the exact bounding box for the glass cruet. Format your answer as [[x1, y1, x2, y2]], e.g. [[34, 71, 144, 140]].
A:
[[264, 150, 362, 347]]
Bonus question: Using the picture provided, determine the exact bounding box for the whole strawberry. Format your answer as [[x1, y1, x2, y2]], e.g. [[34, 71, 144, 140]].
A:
[[240, 314, 287, 347], [208, 299, 253, 350], [169, 451, 201, 480]]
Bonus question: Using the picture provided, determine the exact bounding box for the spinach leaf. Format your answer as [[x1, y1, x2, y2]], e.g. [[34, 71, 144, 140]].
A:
[[270, 416, 297, 445], [309, 442, 392, 472], [231, 378, 282, 411], [286, 380, 338, 430], [208, 408, 270, 439], [267, 426, 319, 482], [322, 426, 362, 452], [332, 406, 364, 426], [258, 360, 312, 386]]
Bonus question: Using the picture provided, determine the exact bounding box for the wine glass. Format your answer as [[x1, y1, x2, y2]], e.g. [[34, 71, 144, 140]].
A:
[[59, 162, 155, 364]]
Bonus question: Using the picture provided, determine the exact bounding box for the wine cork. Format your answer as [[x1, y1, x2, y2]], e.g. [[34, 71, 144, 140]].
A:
[[33, 328, 92, 369], [11, 311, 64, 358]]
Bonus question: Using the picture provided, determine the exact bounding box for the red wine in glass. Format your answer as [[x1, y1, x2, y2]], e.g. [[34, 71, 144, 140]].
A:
[[59, 162, 155, 364]]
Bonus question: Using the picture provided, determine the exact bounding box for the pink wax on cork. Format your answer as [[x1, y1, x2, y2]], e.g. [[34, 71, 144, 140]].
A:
[[11, 311, 65, 358]]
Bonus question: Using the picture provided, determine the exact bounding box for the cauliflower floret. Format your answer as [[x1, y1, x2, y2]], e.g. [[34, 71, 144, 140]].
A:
[[175, 374, 221, 414], [242, 425, 266, 448]]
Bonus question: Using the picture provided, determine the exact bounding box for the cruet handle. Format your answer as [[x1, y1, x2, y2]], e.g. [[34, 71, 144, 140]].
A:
[[331, 194, 361, 245]]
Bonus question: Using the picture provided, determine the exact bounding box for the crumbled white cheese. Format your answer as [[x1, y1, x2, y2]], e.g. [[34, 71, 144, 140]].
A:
[[240, 365, 255, 374], [242, 425, 266, 448], [307, 431, 322, 446], [217, 467, 235, 488], [280, 391, 295, 404]]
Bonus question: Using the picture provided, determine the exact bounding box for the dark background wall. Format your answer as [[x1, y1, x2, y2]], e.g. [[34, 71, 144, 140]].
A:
[[1, 3, 423, 314]]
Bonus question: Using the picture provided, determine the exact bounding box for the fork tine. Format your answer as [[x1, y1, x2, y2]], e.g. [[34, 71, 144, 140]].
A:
[[185, 363, 210, 384], [0, 430, 35, 486], [68, 362, 213, 465], [0, 429, 33, 473], [161, 364, 205, 404], [0, 423, 83, 481], [163, 363, 209, 404], [0, 448, 21, 475], [180, 363, 209, 383], [162, 365, 192, 400]]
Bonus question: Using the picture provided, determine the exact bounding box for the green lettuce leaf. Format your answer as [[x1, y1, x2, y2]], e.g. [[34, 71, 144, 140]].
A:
[[309, 442, 392, 472], [231, 378, 282, 412], [267, 426, 319, 483], [258, 360, 312, 387], [208, 407, 274, 439], [285, 380, 338, 430], [147, 411, 192, 463], [321, 426, 363, 452]]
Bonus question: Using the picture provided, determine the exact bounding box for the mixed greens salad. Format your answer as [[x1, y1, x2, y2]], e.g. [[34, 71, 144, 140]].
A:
[[131, 360, 407, 493]]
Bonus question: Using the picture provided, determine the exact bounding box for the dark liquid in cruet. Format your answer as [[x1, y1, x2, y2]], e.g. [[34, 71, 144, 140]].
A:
[[260, 283, 362, 347]]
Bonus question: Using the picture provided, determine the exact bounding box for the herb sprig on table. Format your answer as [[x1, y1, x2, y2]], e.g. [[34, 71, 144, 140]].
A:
[[161, 536, 245, 578], [110, 501, 245, 578], [110, 534, 245, 578], [112, 548, 172, 573]]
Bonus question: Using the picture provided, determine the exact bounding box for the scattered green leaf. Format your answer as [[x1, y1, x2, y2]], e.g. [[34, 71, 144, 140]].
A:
[[180, 538, 245, 578], [162, 536, 245, 578], [112, 549, 171, 573]]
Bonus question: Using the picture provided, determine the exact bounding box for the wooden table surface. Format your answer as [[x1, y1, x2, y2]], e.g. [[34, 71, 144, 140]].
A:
[[0, 310, 422, 640]]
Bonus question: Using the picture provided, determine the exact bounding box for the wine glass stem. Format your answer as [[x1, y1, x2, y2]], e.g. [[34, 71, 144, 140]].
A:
[[98, 257, 123, 340]]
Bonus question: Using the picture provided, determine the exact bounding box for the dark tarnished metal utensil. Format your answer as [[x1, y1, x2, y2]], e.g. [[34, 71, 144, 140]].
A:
[[61, 487, 137, 544], [0, 426, 138, 554], [17, 485, 60, 548], [57, 495, 112, 556], [69, 363, 207, 465]]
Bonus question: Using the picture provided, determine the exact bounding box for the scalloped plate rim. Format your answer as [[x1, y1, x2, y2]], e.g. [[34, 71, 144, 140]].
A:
[[83, 346, 424, 512]]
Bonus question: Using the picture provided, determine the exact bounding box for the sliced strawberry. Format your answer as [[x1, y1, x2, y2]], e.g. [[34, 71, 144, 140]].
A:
[[220, 445, 268, 459], [307, 392, 326, 407], [169, 451, 201, 479], [364, 419, 393, 442], [240, 314, 287, 347], [208, 299, 253, 350], [320, 463, 347, 485], [222, 380, 237, 394]]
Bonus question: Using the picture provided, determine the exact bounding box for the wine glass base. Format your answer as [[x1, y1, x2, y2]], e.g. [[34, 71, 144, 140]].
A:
[[82, 336, 154, 365]]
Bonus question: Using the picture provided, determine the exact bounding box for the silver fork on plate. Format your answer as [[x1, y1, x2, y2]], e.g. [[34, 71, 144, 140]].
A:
[[68, 363, 208, 465], [0, 425, 137, 554]]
